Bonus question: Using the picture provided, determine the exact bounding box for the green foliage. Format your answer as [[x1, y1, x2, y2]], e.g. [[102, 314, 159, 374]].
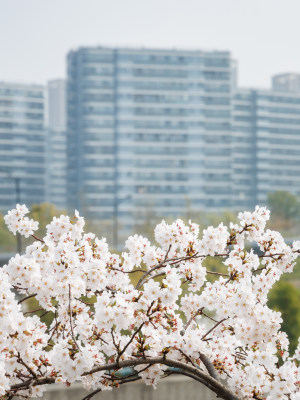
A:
[[268, 281, 300, 354], [0, 203, 66, 253], [23, 296, 55, 327], [0, 212, 17, 252], [29, 203, 66, 237], [268, 191, 300, 221]]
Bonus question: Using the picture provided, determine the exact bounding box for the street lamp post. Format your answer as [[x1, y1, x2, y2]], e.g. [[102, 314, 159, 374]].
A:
[[0, 170, 22, 254]]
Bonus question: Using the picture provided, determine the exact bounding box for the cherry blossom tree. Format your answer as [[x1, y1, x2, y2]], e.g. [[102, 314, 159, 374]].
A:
[[1, 204, 300, 400]]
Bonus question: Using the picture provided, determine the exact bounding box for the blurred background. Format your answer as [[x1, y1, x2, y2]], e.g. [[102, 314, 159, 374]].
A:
[[1, 0, 300, 373]]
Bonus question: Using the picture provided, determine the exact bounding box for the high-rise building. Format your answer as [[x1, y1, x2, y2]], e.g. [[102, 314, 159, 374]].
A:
[[255, 89, 300, 203], [272, 73, 300, 92], [0, 82, 45, 211], [48, 79, 67, 130], [67, 47, 235, 244], [231, 89, 257, 210], [232, 87, 300, 205], [45, 79, 67, 209]]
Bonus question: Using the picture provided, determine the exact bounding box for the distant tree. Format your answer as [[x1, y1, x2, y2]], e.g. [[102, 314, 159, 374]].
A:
[[268, 281, 300, 354], [0, 203, 66, 253], [0, 212, 17, 252], [268, 191, 300, 221], [29, 203, 66, 236]]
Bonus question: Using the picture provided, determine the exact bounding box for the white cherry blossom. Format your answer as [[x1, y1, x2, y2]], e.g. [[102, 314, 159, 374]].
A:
[[1, 205, 300, 400]]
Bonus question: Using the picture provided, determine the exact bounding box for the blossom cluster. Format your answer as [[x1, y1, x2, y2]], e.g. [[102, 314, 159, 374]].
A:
[[1, 204, 300, 400], [4, 204, 38, 238]]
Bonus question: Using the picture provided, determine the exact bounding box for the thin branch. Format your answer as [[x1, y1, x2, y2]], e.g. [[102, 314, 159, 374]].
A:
[[18, 293, 37, 304], [135, 245, 172, 289], [135, 248, 230, 290], [202, 311, 218, 323], [81, 374, 143, 399], [17, 354, 37, 379], [118, 322, 145, 362], [68, 284, 80, 351], [180, 307, 204, 336], [207, 271, 230, 277], [259, 253, 284, 259], [142, 271, 166, 285], [109, 267, 147, 274], [177, 348, 198, 368], [81, 387, 102, 400], [169, 253, 228, 266], [39, 310, 50, 319], [202, 318, 228, 341], [76, 298, 95, 306], [24, 308, 44, 316], [111, 328, 120, 356], [31, 234, 44, 243]]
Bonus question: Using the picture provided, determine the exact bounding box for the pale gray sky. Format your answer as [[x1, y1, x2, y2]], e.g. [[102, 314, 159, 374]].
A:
[[0, 0, 300, 88]]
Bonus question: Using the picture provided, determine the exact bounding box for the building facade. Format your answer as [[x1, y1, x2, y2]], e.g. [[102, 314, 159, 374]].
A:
[[255, 89, 300, 203], [0, 82, 45, 211], [232, 88, 300, 206], [45, 79, 67, 209], [67, 47, 235, 243], [231, 89, 257, 210], [1, 49, 298, 245], [272, 73, 300, 93]]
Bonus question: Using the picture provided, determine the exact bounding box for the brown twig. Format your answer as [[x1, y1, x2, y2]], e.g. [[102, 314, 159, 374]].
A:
[[207, 271, 230, 277], [68, 284, 80, 351], [24, 308, 44, 315], [180, 307, 204, 336], [18, 293, 37, 304], [17, 353, 37, 379], [109, 267, 147, 274], [31, 234, 44, 243], [135, 245, 172, 290], [118, 322, 145, 363], [202, 318, 228, 341]]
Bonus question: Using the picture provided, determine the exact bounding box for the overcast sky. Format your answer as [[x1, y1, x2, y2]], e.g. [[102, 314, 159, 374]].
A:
[[1, 0, 300, 88]]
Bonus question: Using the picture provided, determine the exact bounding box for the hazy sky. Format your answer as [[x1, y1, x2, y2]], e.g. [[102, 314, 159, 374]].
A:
[[1, 0, 300, 88]]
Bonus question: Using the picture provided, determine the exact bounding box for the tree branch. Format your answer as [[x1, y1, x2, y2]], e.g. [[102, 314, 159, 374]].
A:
[[199, 353, 219, 380], [9, 357, 242, 400]]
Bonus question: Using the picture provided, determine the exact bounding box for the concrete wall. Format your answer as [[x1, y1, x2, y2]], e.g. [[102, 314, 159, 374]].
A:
[[38, 376, 218, 400]]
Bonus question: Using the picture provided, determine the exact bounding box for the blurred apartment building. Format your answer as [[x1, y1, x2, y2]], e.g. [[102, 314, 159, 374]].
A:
[[233, 84, 300, 207], [0, 82, 45, 210], [66, 48, 300, 242], [67, 47, 235, 240], [0, 80, 67, 213], [1, 49, 300, 246], [272, 73, 300, 92], [45, 79, 67, 209]]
